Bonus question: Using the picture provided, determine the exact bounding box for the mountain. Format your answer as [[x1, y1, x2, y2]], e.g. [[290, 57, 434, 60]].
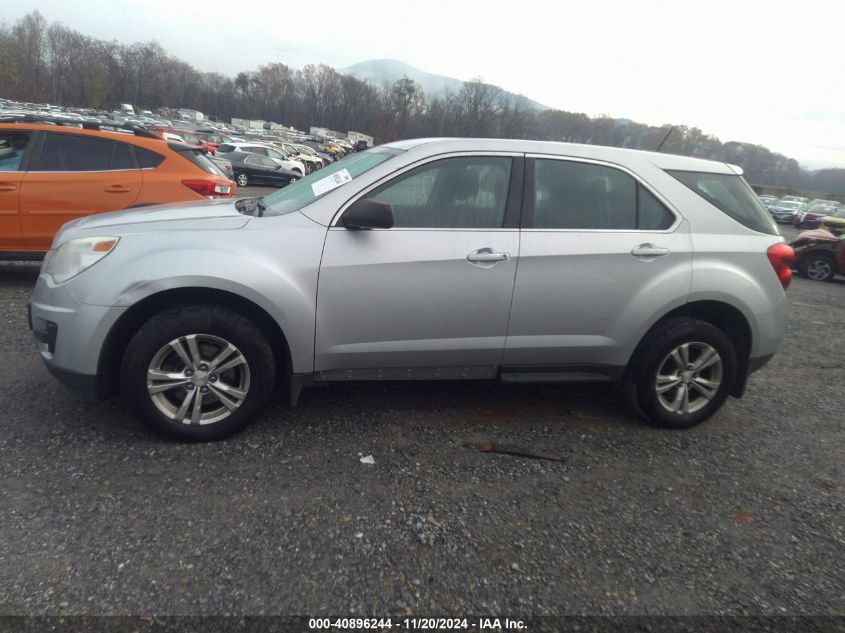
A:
[[341, 59, 548, 110]]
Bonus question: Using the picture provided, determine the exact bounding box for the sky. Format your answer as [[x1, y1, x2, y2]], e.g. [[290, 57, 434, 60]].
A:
[[3, 0, 844, 169]]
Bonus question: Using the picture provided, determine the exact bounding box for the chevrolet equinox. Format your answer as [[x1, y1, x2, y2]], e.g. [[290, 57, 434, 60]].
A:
[[29, 138, 793, 440]]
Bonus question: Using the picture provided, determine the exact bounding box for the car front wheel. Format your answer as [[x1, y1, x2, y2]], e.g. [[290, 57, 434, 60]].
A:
[[236, 172, 249, 187], [624, 317, 737, 429], [120, 304, 275, 441]]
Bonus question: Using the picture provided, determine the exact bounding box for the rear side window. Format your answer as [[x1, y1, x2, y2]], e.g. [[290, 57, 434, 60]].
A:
[[35, 133, 113, 171], [0, 132, 32, 171], [110, 142, 136, 170], [667, 170, 778, 235], [136, 147, 165, 169], [638, 186, 675, 230], [532, 159, 674, 230]]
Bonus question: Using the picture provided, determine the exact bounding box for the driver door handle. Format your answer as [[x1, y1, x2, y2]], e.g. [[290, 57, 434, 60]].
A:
[[467, 248, 511, 263], [104, 185, 132, 193], [631, 243, 669, 258]]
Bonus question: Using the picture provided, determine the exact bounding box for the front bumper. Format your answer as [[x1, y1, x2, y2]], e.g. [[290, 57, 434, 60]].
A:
[[30, 273, 127, 401], [45, 364, 107, 403]]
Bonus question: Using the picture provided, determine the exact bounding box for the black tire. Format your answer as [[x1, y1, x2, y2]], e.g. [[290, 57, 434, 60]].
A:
[[120, 304, 275, 441], [797, 253, 835, 281], [236, 172, 248, 187], [623, 317, 737, 429]]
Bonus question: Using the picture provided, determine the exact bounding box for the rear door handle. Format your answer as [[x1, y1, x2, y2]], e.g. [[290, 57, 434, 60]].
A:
[[0, 183, 17, 192], [631, 243, 669, 258], [467, 248, 511, 264], [104, 185, 131, 193]]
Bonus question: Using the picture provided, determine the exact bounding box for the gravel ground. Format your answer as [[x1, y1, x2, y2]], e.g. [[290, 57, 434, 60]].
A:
[[0, 224, 843, 617]]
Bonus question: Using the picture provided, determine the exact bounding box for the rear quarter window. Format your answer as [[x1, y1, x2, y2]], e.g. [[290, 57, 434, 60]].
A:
[[174, 146, 228, 178], [667, 170, 778, 235]]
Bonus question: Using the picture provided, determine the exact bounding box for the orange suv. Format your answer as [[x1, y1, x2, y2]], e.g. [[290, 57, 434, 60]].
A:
[[0, 117, 236, 258]]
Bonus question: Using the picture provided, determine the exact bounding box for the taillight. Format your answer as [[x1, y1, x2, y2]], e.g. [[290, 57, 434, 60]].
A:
[[767, 243, 795, 290], [181, 179, 233, 197]]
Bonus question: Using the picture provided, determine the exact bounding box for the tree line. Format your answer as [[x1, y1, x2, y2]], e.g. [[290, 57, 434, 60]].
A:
[[2, 11, 843, 195]]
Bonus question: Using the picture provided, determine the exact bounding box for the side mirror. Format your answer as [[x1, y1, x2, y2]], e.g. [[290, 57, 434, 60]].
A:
[[342, 198, 394, 230]]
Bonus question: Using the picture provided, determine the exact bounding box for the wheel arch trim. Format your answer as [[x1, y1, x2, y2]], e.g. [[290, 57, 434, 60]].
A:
[[97, 285, 297, 399]]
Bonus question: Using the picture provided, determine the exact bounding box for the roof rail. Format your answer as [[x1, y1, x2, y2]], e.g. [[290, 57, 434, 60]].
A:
[[0, 114, 160, 139]]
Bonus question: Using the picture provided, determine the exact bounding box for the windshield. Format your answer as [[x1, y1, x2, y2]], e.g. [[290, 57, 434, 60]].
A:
[[778, 201, 800, 209], [263, 147, 400, 216]]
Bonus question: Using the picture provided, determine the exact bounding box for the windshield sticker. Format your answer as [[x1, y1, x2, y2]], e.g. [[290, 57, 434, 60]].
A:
[[311, 168, 352, 197]]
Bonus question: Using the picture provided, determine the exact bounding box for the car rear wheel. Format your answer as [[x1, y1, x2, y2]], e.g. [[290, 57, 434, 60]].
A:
[[120, 304, 275, 441], [799, 254, 835, 281], [236, 172, 248, 187], [624, 317, 737, 429]]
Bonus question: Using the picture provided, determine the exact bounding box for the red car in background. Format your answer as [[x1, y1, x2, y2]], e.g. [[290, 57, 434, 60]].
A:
[[149, 126, 217, 154], [790, 229, 845, 281], [793, 203, 840, 229], [193, 131, 241, 152]]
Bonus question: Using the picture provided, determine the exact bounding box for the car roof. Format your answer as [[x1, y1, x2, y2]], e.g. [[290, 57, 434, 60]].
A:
[[381, 137, 737, 174]]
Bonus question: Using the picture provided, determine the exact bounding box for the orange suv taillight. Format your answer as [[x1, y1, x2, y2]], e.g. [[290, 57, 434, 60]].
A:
[[181, 179, 233, 197], [767, 243, 795, 290]]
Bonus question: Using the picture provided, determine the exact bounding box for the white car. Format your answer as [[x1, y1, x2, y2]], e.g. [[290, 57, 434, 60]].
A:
[[217, 142, 306, 176]]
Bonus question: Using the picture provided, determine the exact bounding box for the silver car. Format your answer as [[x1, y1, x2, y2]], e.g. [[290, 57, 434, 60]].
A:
[[30, 138, 792, 441]]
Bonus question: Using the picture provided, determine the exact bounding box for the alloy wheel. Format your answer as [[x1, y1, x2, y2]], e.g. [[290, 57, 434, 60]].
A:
[[237, 173, 248, 187], [807, 258, 833, 281], [146, 334, 251, 425], [654, 342, 723, 415]]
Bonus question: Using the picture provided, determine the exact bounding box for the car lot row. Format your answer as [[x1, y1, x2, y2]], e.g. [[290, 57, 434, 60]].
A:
[[758, 193, 845, 232], [756, 195, 845, 284]]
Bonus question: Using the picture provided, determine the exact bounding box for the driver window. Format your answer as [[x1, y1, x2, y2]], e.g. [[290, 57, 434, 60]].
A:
[[363, 156, 512, 228]]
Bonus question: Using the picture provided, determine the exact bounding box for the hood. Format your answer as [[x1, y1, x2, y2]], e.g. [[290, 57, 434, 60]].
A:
[[54, 199, 250, 246]]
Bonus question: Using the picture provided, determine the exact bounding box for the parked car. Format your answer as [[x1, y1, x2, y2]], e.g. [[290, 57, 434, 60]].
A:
[[218, 150, 300, 187], [30, 138, 792, 441], [150, 126, 217, 154], [819, 207, 845, 235], [757, 195, 779, 209], [782, 195, 810, 203], [208, 154, 234, 180], [217, 142, 306, 176], [793, 203, 839, 229], [790, 228, 845, 281], [769, 200, 807, 223], [194, 131, 241, 150], [296, 142, 333, 164], [0, 117, 235, 258], [806, 199, 840, 209], [274, 141, 323, 172]]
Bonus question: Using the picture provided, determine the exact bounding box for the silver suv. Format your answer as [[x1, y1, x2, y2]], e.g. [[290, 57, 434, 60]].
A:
[[29, 139, 793, 441]]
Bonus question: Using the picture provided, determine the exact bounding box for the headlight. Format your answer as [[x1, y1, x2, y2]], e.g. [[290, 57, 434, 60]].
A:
[[44, 236, 120, 283]]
